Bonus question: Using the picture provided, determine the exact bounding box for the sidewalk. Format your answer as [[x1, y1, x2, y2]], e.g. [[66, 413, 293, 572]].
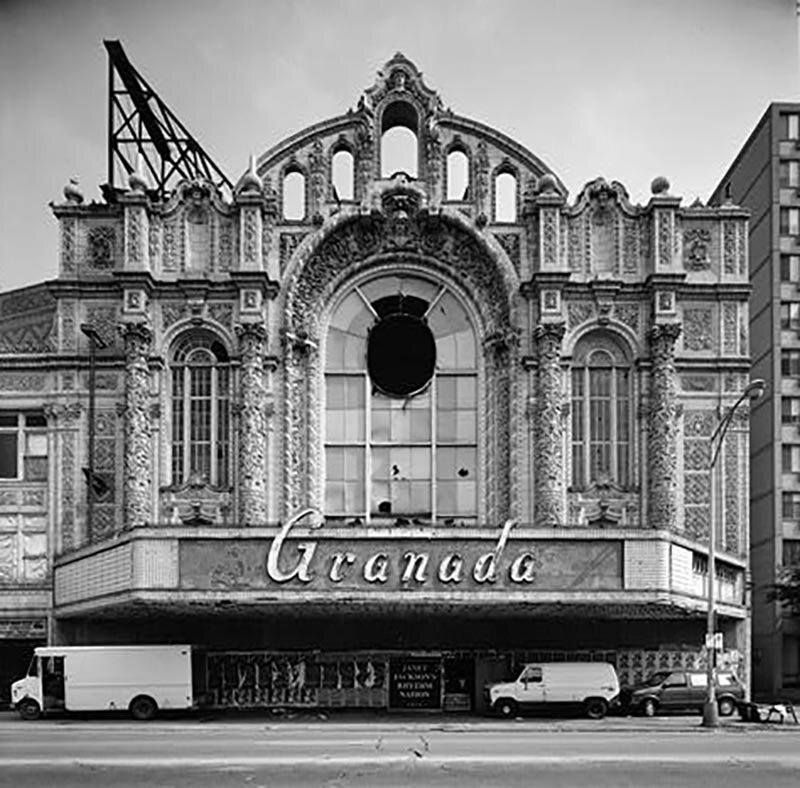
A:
[[1, 707, 798, 732]]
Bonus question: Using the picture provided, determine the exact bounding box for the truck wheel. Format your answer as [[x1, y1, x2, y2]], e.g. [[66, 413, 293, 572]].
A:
[[17, 699, 41, 721], [717, 697, 736, 717], [495, 698, 518, 719], [585, 698, 608, 719], [129, 695, 157, 721], [642, 698, 657, 717]]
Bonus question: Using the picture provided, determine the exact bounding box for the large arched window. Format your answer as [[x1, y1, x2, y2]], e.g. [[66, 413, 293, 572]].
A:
[[170, 331, 231, 487], [571, 334, 632, 489], [325, 274, 478, 525]]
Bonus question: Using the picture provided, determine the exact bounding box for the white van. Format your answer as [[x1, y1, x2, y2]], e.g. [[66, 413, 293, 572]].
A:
[[484, 662, 620, 719], [11, 645, 196, 721]]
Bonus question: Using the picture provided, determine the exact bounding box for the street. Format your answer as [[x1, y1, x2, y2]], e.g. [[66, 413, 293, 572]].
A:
[[0, 714, 799, 787]]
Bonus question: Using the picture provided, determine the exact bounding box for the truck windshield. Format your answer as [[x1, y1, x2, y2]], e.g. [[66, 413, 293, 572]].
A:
[[27, 656, 38, 677]]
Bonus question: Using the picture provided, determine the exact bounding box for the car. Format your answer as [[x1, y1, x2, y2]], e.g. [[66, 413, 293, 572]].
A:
[[625, 670, 744, 717]]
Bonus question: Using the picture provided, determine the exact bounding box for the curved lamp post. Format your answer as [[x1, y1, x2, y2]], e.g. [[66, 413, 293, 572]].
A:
[[702, 378, 766, 728]]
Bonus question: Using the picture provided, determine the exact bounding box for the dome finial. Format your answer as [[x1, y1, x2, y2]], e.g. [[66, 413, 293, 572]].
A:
[[238, 153, 262, 194], [128, 152, 148, 193], [650, 176, 670, 196]]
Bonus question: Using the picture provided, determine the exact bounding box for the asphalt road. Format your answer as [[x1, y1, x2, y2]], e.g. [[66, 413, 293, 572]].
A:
[[1, 714, 799, 787]]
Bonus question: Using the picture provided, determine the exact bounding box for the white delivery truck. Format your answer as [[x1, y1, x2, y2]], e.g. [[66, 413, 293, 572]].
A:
[[484, 661, 620, 719], [11, 645, 196, 721]]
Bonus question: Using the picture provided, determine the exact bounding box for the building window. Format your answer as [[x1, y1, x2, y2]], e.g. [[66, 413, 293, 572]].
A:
[[571, 335, 632, 489], [780, 161, 800, 188], [331, 149, 354, 202], [782, 350, 800, 377], [446, 149, 469, 201], [494, 171, 518, 222], [783, 492, 800, 520], [781, 255, 800, 282], [784, 539, 800, 566], [170, 332, 231, 486], [325, 274, 477, 524], [782, 444, 800, 474], [784, 114, 800, 141], [781, 302, 800, 330], [783, 397, 800, 424], [381, 100, 419, 178], [283, 169, 306, 220], [0, 412, 47, 481], [780, 208, 800, 236]]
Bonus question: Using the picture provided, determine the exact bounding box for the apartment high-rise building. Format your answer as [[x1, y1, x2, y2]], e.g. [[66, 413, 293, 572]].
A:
[[711, 103, 800, 701]]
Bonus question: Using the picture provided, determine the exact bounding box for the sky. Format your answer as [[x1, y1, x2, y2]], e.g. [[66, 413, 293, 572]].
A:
[[0, 0, 798, 292]]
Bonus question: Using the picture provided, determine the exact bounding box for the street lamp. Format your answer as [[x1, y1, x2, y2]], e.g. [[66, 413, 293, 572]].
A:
[[702, 378, 766, 728], [81, 323, 108, 538]]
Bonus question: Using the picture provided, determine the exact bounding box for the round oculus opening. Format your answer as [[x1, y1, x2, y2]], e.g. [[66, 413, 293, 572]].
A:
[[367, 313, 436, 398]]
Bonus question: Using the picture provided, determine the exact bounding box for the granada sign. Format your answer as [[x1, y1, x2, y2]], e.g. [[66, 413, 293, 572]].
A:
[[180, 517, 622, 592]]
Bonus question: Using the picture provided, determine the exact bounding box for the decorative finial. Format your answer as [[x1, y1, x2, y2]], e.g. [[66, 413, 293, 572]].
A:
[[538, 173, 558, 194], [63, 177, 84, 204], [128, 152, 148, 193], [650, 176, 670, 195], [238, 154, 262, 194]]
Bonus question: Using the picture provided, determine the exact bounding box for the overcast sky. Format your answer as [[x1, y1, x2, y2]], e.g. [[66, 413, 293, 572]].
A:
[[0, 0, 797, 292]]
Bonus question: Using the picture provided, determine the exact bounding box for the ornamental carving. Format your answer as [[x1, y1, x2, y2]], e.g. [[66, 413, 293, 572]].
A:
[[646, 324, 681, 530], [474, 140, 490, 220], [723, 221, 736, 274], [681, 375, 714, 392], [126, 207, 145, 267], [208, 303, 234, 330], [1, 288, 55, 317], [242, 208, 260, 266], [532, 323, 566, 525], [657, 210, 672, 266], [148, 217, 160, 268], [86, 306, 119, 350], [622, 217, 638, 273], [60, 431, 76, 550], [567, 219, 583, 272], [280, 232, 308, 274], [308, 138, 326, 221], [162, 216, 181, 271], [218, 217, 233, 271], [541, 209, 558, 267], [162, 302, 189, 331], [723, 302, 738, 354], [683, 228, 711, 271], [121, 323, 153, 527], [495, 232, 521, 273], [236, 323, 269, 524], [724, 438, 741, 554], [0, 374, 46, 391], [567, 301, 593, 329], [612, 304, 639, 334], [87, 225, 116, 269], [682, 308, 712, 351], [61, 218, 77, 273]]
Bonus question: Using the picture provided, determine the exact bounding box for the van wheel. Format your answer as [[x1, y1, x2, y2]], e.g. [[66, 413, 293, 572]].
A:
[[585, 698, 608, 720], [17, 698, 41, 721], [129, 695, 157, 721], [642, 698, 657, 717], [495, 698, 518, 719], [717, 697, 736, 717]]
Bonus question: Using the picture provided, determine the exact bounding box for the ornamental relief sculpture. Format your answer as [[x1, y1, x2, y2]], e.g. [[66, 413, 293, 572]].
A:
[[646, 323, 681, 531]]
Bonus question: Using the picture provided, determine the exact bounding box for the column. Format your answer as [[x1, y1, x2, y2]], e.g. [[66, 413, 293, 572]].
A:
[[236, 323, 269, 524], [533, 322, 566, 525], [647, 323, 682, 530], [121, 322, 153, 528]]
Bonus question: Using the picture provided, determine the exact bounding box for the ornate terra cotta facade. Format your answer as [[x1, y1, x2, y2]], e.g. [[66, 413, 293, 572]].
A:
[[0, 54, 754, 712]]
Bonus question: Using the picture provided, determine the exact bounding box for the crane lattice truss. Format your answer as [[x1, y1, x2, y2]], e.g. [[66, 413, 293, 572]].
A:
[[103, 40, 233, 201]]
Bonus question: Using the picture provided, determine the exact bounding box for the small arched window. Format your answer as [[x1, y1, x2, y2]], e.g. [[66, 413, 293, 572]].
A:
[[380, 101, 418, 178], [494, 171, 517, 222], [571, 337, 632, 489], [446, 149, 469, 200], [283, 169, 306, 220], [332, 149, 354, 201], [170, 332, 231, 487]]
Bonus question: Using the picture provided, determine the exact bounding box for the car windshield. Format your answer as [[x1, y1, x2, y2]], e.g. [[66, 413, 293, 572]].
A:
[[643, 671, 671, 686]]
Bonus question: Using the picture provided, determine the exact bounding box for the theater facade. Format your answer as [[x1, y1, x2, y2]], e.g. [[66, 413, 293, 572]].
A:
[[0, 55, 753, 711]]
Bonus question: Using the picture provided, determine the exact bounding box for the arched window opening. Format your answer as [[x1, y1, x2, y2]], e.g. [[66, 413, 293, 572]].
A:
[[494, 171, 517, 222], [380, 101, 419, 178], [325, 275, 477, 525], [571, 338, 632, 490], [446, 150, 469, 200], [170, 331, 231, 487], [331, 149, 354, 202], [283, 170, 306, 220]]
